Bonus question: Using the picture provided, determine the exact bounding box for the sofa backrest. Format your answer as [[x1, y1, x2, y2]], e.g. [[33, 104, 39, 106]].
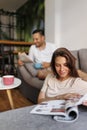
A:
[[78, 48, 87, 72], [71, 50, 80, 69], [71, 49, 87, 72]]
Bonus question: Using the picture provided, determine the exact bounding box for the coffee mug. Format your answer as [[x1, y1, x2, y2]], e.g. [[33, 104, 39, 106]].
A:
[[34, 63, 42, 69], [2, 75, 14, 85]]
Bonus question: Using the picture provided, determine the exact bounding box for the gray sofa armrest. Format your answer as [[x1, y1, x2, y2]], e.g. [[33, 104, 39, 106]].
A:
[[17, 65, 44, 103]]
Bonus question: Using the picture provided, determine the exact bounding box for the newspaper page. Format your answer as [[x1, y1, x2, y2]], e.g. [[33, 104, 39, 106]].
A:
[[18, 52, 32, 62]]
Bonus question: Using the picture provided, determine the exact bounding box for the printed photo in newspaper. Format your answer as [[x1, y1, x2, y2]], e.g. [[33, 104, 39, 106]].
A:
[[30, 94, 87, 122]]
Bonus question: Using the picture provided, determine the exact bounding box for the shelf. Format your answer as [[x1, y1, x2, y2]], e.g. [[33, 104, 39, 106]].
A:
[[0, 40, 34, 76], [0, 40, 34, 45]]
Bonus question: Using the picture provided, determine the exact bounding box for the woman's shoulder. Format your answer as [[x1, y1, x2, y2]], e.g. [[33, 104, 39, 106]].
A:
[[46, 72, 56, 79], [73, 77, 87, 84], [71, 77, 83, 81]]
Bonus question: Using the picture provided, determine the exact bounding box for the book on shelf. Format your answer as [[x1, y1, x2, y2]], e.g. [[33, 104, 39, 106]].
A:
[[30, 94, 87, 123]]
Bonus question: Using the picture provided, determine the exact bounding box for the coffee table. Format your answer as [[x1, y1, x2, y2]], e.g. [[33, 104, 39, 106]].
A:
[[0, 77, 21, 109], [0, 105, 87, 130]]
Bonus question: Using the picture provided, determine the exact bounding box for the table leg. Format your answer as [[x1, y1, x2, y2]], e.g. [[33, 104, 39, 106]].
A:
[[6, 89, 14, 109]]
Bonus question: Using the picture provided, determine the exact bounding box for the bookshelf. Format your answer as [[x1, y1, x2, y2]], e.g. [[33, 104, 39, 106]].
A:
[[0, 40, 33, 76], [0, 9, 24, 41]]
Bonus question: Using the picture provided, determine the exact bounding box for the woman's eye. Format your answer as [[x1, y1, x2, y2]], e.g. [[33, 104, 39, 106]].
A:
[[64, 64, 68, 67], [55, 64, 60, 67], [64, 65, 69, 68]]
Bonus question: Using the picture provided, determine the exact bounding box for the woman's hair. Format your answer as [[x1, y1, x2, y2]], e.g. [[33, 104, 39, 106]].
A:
[[51, 47, 79, 78]]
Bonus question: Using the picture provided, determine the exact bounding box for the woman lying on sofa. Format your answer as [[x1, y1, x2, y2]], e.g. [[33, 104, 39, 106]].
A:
[[38, 47, 87, 106]]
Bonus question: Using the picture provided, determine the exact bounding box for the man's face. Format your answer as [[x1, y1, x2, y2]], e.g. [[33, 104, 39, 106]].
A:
[[32, 32, 45, 47]]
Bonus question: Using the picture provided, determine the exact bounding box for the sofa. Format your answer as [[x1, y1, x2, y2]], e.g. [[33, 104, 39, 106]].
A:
[[17, 48, 87, 104]]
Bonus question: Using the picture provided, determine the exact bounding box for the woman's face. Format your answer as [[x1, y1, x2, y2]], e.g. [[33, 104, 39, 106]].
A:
[[55, 56, 70, 80]]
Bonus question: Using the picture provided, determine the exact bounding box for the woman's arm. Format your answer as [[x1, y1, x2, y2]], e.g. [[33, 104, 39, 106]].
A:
[[38, 92, 81, 104], [38, 91, 56, 104], [82, 101, 87, 106], [78, 69, 87, 81], [56, 93, 81, 100]]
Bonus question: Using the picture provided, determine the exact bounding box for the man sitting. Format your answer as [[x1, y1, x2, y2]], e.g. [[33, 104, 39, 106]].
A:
[[18, 29, 57, 80]]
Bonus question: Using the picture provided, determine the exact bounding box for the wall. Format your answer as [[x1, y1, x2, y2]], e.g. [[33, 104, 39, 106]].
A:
[[45, 0, 87, 50], [17, 0, 44, 41]]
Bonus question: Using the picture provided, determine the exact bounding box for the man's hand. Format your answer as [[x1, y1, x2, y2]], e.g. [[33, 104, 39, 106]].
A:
[[41, 62, 50, 69], [18, 59, 24, 66]]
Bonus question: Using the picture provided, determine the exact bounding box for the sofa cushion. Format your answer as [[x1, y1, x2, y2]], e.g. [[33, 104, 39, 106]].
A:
[[79, 49, 87, 72], [71, 50, 79, 69]]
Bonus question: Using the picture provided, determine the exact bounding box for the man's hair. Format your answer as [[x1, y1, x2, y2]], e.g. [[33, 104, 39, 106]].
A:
[[51, 47, 79, 78], [32, 29, 44, 36]]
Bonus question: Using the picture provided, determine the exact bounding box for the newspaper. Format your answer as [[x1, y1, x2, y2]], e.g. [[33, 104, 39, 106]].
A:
[[18, 52, 32, 62], [30, 94, 87, 122]]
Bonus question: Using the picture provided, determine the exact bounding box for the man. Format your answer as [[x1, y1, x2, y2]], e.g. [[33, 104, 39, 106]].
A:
[[18, 29, 57, 79]]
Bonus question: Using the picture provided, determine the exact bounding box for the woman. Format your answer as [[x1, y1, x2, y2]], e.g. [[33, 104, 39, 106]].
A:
[[38, 47, 87, 105]]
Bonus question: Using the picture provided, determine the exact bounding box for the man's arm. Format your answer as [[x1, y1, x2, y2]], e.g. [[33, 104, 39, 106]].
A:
[[78, 69, 87, 81]]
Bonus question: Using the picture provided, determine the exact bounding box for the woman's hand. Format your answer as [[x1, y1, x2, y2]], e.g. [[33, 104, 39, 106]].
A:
[[63, 93, 81, 100], [82, 100, 87, 106]]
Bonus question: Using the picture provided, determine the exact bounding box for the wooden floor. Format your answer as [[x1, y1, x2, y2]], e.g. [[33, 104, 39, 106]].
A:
[[0, 88, 34, 112]]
